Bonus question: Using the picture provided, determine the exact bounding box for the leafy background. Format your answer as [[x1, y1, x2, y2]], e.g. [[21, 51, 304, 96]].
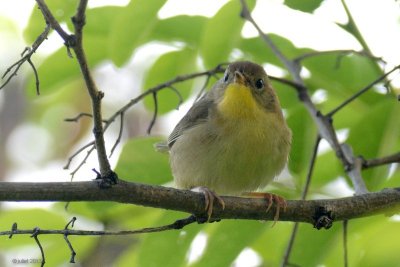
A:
[[0, 0, 400, 266]]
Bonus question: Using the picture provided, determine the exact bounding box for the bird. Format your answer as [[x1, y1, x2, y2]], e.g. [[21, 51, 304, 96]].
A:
[[160, 61, 292, 221]]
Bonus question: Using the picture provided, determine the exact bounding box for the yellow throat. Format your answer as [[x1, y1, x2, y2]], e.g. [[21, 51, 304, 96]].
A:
[[218, 83, 266, 119]]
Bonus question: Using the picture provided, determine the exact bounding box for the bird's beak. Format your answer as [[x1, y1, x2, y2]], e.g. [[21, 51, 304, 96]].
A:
[[234, 71, 246, 85]]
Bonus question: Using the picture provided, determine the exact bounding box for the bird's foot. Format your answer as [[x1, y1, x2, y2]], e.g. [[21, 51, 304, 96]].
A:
[[191, 186, 225, 221], [245, 192, 287, 226]]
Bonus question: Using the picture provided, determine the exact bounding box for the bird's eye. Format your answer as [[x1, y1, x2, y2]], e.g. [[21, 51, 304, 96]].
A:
[[224, 73, 229, 82], [255, 79, 264, 89]]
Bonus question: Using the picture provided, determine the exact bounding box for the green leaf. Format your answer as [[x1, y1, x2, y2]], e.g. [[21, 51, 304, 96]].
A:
[[0, 209, 66, 249], [289, 222, 341, 266], [85, 6, 124, 37], [284, 0, 324, 13], [347, 97, 400, 189], [26, 23, 114, 97], [25, 7, 122, 97], [143, 48, 197, 114], [109, 0, 168, 66], [26, 48, 80, 96], [323, 217, 400, 267], [252, 222, 294, 265], [134, 211, 201, 267], [24, 0, 78, 43], [287, 104, 317, 176], [238, 35, 309, 69], [192, 220, 267, 266], [200, 0, 256, 68], [152, 15, 207, 45], [114, 137, 173, 185], [303, 54, 381, 105], [312, 151, 343, 188]]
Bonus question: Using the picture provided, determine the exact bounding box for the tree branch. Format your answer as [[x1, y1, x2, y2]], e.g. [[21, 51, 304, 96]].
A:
[[35, 0, 70, 42], [362, 152, 400, 169], [0, 181, 398, 227], [34, 0, 114, 181]]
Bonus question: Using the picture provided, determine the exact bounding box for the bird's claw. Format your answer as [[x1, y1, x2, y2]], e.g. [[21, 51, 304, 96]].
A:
[[192, 186, 225, 221], [245, 192, 287, 226]]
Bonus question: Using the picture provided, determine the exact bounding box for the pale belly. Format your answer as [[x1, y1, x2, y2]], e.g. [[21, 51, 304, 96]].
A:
[[170, 120, 290, 195]]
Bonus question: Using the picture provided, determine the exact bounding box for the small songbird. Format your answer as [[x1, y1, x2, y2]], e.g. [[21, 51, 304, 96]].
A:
[[161, 61, 292, 220]]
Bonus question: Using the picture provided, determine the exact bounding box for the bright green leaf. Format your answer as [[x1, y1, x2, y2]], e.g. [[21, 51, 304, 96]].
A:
[[24, 0, 78, 43], [26, 48, 80, 97], [252, 222, 293, 265], [312, 151, 343, 188], [287, 104, 317, 176], [239, 35, 308, 69], [284, 0, 324, 13], [143, 48, 197, 114], [200, 0, 255, 68], [192, 220, 267, 267], [114, 137, 173, 185], [135, 211, 201, 267], [303, 54, 381, 105], [289, 223, 341, 266], [152, 15, 207, 45], [0, 209, 66, 249], [347, 97, 400, 189], [109, 0, 168, 66]]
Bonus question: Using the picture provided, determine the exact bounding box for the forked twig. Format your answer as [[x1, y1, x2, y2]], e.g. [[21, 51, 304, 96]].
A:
[[0, 24, 50, 93]]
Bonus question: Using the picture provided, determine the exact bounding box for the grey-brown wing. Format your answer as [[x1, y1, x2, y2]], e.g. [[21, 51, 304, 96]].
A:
[[168, 96, 214, 148]]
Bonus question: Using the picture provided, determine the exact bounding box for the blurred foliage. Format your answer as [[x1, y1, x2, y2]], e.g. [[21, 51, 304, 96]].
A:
[[1, 0, 400, 266]]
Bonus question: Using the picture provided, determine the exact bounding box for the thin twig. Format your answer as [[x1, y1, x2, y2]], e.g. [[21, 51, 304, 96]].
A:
[[64, 217, 77, 263], [293, 49, 385, 64], [1, 215, 197, 237], [0, 24, 50, 91], [281, 136, 321, 267], [64, 112, 94, 122], [168, 85, 184, 109], [109, 113, 124, 158], [63, 141, 95, 170], [35, 0, 71, 41], [327, 65, 400, 116], [31, 227, 45, 267], [63, 234, 76, 263], [65, 217, 77, 230], [69, 146, 96, 179], [9, 223, 17, 239], [147, 92, 158, 134], [27, 58, 40, 95], [269, 76, 305, 91], [362, 152, 400, 169]]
